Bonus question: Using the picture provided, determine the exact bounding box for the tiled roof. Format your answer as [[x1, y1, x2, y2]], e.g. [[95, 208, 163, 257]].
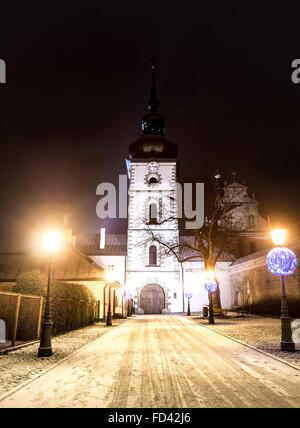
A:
[[230, 247, 271, 266], [76, 233, 127, 256], [0, 242, 105, 281], [230, 236, 300, 267]]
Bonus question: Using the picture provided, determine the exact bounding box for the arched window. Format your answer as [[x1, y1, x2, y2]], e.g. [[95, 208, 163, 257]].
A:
[[149, 203, 158, 224], [149, 245, 157, 265]]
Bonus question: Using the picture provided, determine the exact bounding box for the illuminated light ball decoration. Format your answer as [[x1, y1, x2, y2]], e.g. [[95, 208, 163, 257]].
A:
[[266, 247, 297, 276], [185, 293, 193, 299], [205, 280, 218, 293]]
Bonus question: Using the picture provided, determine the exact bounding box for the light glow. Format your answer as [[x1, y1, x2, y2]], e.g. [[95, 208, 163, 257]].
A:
[[206, 269, 216, 280], [270, 229, 287, 246], [43, 231, 62, 252], [106, 265, 114, 282]]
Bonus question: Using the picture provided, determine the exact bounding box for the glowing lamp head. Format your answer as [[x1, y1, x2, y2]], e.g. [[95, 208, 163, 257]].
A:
[[270, 229, 286, 246], [43, 231, 62, 252], [206, 270, 216, 281], [106, 266, 114, 283], [185, 293, 193, 299]]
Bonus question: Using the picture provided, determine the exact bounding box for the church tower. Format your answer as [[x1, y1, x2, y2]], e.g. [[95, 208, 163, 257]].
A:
[[126, 63, 182, 314]]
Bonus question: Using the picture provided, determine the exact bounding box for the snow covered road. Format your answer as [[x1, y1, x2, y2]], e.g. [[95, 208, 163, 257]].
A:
[[0, 315, 300, 408]]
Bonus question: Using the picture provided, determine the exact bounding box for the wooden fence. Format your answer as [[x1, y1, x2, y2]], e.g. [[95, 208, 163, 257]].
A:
[[0, 291, 101, 348], [0, 291, 43, 347]]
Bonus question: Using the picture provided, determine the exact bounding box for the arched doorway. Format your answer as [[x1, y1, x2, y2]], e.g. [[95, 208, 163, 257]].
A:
[[140, 284, 165, 314]]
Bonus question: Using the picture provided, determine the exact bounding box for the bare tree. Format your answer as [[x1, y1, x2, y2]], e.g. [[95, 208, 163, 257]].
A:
[[138, 179, 247, 313]]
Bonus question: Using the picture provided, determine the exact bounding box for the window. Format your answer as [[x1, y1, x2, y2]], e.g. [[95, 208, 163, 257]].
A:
[[149, 176, 158, 184], [149, 245, 157, 265], [235, 291, 242, 306], [149, 203, 158, 224], [226, 214, 233, 229]]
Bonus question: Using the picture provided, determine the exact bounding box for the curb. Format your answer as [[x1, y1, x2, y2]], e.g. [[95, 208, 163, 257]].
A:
[[188, 317, 300, 372], [0, 340, 40, 356], [0, 319, 130, 403], [0, 321, 106, 356]]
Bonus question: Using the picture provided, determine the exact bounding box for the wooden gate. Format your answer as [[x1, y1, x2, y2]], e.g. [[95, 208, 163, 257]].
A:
[[140, 284, 165, 314]]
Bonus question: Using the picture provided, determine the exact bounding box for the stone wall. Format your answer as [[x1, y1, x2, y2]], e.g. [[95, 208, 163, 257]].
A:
[[229, 238, 300, 316]]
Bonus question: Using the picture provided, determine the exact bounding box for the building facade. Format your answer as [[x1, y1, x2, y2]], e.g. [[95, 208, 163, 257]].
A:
[[76, 66, 272, 315]]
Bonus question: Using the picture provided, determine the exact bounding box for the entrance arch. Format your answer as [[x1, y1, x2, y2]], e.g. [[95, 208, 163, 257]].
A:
[[140, 284, 165, 314]]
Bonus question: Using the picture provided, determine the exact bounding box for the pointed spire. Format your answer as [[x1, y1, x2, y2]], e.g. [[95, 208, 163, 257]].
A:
[[141, 58, 165, 135], [148, 57, 159, 113]]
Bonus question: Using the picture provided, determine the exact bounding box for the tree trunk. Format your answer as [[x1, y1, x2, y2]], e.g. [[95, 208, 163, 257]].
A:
[[205, 260, 223, 315], [212, 280, 223, 314]]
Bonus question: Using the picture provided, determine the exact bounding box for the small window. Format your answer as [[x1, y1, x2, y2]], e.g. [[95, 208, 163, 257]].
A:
[[149, 203, 158, 224], [173, 292, 177, 299], [149, 176, 158, 184], [149, 245, 157, 265]]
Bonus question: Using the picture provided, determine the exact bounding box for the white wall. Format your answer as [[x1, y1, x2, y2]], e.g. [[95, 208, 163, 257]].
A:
[[182, 261, 233, 313], [127, 160, 181, 313], [90, 255, 126, 285]]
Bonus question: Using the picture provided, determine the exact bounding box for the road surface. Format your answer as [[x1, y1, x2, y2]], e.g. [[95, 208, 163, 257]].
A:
[[1, 315, 300, 408]]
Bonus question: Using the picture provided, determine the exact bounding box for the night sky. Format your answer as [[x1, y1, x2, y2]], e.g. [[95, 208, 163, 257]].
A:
[[0, 1, 300, 248]]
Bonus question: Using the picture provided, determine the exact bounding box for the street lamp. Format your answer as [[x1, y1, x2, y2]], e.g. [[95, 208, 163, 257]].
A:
[[205, 270, 218, 325], [126, 293, 133, 317], [38, 231, 62, 358], [185, 293, 193, 316], [106, 265, 114, 326], [267, 229, 297, 352]]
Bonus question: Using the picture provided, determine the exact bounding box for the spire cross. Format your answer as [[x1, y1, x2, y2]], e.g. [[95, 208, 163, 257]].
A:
[[148, 58, 159, 112]]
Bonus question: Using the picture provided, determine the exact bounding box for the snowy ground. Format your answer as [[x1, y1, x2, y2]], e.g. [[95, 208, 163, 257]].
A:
[[192, 313, 300, 369], [0, 319, 128, 396], [0, 315, 300, 408]]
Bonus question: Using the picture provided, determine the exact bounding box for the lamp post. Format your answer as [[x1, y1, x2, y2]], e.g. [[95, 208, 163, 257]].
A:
[[267, 229, 297, 352], [38, 231, 62, 358], [127, 293, 132, 317], [185, 293, 193, 316], [205, 270, 218, 325], [123, 290, 127, 318], [106, 266, 114, 326]]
